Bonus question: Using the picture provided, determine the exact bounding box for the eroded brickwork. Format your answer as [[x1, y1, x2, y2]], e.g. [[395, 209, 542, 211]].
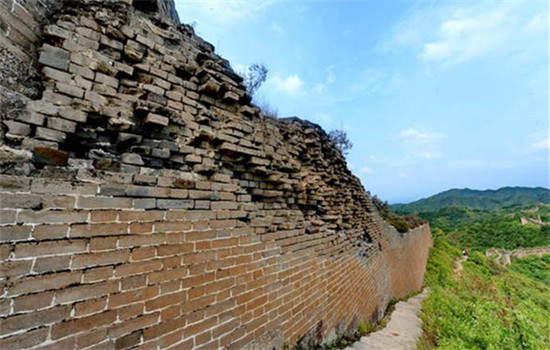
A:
[[0, 1, 432, 349]]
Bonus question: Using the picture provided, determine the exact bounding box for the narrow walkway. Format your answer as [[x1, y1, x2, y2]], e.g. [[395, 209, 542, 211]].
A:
[[454, 256, 467, 273], [346, 288, 429, 350]]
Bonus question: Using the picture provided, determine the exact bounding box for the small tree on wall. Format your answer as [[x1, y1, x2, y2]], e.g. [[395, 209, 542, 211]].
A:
[[328, 129, 353, 155], [243, 64, 268, 97]]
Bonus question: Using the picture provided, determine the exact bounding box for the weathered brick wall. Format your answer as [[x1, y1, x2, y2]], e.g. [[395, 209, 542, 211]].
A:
[[0, 1, 432, 349]]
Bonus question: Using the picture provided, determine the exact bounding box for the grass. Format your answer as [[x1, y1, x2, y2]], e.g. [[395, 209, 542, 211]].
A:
[[508, 254, 550, 286], [416, 230, 550, 349]]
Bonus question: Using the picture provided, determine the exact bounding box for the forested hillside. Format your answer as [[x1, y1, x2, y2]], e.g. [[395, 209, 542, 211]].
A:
[[392, 187, 549, 212]]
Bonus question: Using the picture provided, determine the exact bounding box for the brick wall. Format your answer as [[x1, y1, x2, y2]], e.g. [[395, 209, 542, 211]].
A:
[[0, 1, 433, 349]]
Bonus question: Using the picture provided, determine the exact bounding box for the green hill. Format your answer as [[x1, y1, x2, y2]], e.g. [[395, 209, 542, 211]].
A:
[[392, 186, 550, 212]]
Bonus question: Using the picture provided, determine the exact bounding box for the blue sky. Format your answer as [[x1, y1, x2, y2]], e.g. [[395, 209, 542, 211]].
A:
[[175, 0, 549, 203]]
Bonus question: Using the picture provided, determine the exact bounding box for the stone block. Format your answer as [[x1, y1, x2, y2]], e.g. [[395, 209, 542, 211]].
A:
[[121, 153, 144, 165], [3, 120, 31, 136], [69, 63, 95, 80], [58, 108, 87, 123], [38, 44, 70, 71], [100, 35, 123, 51], [47, 117, 77, 133], [157, 199, 194, 209], [35, 127, 66, 142], [42, 67, 72, 83], [145, 113, 169, 126], [95, 72, 119, 89], [56, 83, 84, 98], [26, 100, 59, 116]]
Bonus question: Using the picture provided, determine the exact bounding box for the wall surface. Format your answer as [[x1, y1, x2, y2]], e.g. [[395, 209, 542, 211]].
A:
[[0, 1, 432, 349]]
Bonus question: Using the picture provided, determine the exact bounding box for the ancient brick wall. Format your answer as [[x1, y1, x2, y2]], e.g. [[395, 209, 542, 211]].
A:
[[0, 1, 432, 349]]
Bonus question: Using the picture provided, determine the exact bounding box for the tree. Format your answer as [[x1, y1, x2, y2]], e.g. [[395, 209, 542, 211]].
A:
[[243, 64, 268, 97], [328, 129, 352, 155]]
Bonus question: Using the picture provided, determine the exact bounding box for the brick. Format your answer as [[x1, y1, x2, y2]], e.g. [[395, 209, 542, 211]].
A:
[[47, 116, 77, 132], [90, 236, 117, 251], [39, 44, 69, 71], [109, 285, 158, 308], [145, 113, 169, 126], [211, 201, 239, 210], [42, 66, 72, 83], [56, 82, 84, 98], [31, 180, 97, 195], [13, 291, 55, 312], [3, 120, 31, 136], [56, 281, 118, 304], [0, 260, 32, 278], [75, 297, 107, 316], [0, 327, 49, 349], [84, 266, 114, 282], [32, 224, 69, 240], [35, 127, 66, 142], [18, 210, 87, 224], [85, 90, 108, 104], [0, 175, 31, 192], [34, 255, 71, 273], [143, 316, 184, 341], [33, 147, 70, 166], [115, 330, 142, 349], [69, 62, 95, 80], [0, 305, 71, 336], [76, 328, 108, 349], [71, 250, 130, 269], [95, 72, 119, 88], [109, 313, 159, 338], [13, 110, 45, 125], [121, 275, 147, 291], [9, 271, 81, 296], [157, 199, 194, 209], [69, 223, 127, 237], [77, 196, 133, 209], [145, 290, 187, 312], [100, 34, 123, 50], [0, 225, 32, 242], [50, 310, 116, 340], [14, 239, 87, 258], [42, 195, 76, 209], [115, 260, 162, 278]]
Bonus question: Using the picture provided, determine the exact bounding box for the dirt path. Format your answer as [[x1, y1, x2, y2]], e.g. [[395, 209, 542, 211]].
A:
[[345, 289, 429, 350], [454, 256, 467, 273], [346, 256, 468, 350]]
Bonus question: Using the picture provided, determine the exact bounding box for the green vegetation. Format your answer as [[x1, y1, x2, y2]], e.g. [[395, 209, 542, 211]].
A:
[[372, 195, 426, 233], [508, 254, 550, 286], [417, 231, 550, 349], [392, 186, 549, 212], [409, 206, 550, 251]]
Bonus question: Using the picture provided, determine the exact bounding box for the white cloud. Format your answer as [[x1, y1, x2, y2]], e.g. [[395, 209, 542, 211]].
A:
[[272, 74, 305, 96], [419, 6, 513, 66], [524, 12, 548, 34], [360, 166, 374, 174], [531, 138, 550, 150], [379, 1, 547, 69], [415, 151, 443, 160], [397, 128, 446, 145]]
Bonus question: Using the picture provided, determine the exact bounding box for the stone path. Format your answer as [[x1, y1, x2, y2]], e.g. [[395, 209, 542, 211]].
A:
[[454, 256, 467, 273], [346, 288, 429, 350]]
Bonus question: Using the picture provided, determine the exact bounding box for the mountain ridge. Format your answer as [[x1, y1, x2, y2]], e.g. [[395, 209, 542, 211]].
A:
[[392, 186, 550, 212]]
